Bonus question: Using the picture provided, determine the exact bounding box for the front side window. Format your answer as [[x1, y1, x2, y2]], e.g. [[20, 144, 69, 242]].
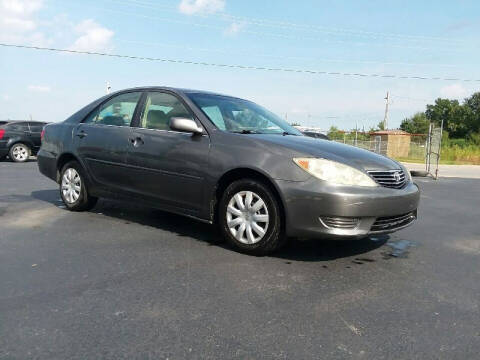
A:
[[84, 92, 142, 126], [187, 93, 302, 135], [139, 92, 192, 131]]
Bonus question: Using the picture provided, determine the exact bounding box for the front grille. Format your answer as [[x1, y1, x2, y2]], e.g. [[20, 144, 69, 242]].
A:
[[370, 212, 416, 232], [367, 169, 407, 189], [320, 216, 359, 230]]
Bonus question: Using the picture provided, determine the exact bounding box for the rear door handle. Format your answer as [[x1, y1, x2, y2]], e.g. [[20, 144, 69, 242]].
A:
[[129, 136, 144, 147]]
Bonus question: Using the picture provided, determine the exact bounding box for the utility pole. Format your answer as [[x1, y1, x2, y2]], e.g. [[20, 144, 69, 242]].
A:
[[355, 120, 358, 146], [106, 81, 111, 95], [383, 91, 390, 130]]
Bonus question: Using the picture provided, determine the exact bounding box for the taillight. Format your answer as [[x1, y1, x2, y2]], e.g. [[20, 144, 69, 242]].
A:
[[41, 129, 45, 141], [0, 129, 5, 140]]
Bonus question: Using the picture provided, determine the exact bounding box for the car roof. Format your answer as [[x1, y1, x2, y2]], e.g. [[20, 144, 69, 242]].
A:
[[114, 86, 244, 100], [0, 120, 47, 124]]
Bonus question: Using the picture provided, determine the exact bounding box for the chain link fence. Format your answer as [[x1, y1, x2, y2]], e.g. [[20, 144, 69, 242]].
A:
[[332, 135, 428, 163], [426, 123, 443, 179]]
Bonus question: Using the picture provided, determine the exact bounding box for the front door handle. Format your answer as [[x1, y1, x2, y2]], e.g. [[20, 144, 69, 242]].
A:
[[129, 136, 144, 147], [76, 131, 87, 139]]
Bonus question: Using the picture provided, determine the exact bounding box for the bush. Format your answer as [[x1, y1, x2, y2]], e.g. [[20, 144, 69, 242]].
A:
[[440, 144, 480, 164]]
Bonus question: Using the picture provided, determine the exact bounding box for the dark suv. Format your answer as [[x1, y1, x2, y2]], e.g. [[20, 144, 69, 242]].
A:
[[0, 121, 47, 162]]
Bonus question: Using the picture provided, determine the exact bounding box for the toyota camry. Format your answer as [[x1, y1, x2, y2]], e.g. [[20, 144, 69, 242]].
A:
[[38, 87, 420, 255]]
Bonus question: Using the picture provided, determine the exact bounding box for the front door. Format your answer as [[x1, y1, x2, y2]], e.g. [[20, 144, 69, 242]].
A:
[[126, 91, 210, 216], [74, 91, 142, 193]]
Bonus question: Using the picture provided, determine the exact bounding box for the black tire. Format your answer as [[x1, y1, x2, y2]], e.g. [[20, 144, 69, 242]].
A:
[[219, 178, 284, 255], [59, 160, 98, 211], [410, 170, 429, 177], [9, 143, 31, 163]]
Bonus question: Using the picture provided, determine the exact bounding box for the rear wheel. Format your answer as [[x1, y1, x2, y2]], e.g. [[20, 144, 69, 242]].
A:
[[219, 179, 284, 255], [60, 161, 97, 211], [9, 143, 30, 162]]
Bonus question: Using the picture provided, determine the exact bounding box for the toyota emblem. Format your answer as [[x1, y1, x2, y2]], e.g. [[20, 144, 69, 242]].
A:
[[394, 171, 401, 182]]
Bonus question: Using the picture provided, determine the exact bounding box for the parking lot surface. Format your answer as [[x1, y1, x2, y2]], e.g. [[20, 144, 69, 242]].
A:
[[1, 161, 479, 359]]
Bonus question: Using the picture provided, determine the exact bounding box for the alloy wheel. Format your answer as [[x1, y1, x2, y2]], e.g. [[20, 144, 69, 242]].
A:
[[12, 145, 29, 161], [226, 190, 269, 244]]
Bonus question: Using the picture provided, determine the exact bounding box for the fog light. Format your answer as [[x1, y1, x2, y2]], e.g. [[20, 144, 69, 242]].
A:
[[320, 216, 359, 229]]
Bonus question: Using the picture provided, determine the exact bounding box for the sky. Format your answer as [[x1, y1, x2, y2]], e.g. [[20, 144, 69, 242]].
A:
[[1, 0, 480, 131]]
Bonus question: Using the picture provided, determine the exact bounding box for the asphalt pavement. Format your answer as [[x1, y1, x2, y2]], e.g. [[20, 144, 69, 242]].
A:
[[0, 160, 479, 359], [402, 162, 480, 179]]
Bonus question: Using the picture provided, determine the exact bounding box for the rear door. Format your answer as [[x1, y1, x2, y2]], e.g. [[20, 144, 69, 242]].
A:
[[74, 91, 143, 192], [27, 122, 46, 151], [125, 91, 210, 215]]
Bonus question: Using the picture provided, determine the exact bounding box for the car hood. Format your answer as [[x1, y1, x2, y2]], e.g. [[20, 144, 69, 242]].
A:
[[251, 134, 401, 171]]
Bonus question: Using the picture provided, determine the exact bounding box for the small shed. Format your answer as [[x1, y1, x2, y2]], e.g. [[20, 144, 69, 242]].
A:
[[370, 130, 411, 158]]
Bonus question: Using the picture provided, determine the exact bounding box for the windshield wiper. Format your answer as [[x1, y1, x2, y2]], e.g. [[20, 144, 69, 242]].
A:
[[282, 131, 298, 136], [231, 129, 259, 134]]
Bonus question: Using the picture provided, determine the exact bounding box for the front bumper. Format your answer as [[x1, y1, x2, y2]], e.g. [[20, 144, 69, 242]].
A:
[[275, 177, 420, 239]]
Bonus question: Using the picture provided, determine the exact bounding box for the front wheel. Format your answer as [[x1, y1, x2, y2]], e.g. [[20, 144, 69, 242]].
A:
[[9, 143, 31, 162], [60, 161, 97, 211], [219, 179, 284, 255]]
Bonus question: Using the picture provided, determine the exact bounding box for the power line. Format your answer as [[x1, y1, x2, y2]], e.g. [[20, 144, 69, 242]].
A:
[[117, 39, 458, 68], [2, 42, 480, 82], [390, 94, 430, 102], [58, 1, 469, 53], [112, 0, 467, 44]]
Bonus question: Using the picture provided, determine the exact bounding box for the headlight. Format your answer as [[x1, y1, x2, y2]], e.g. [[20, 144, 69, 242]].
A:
[[293, 158, 378, 187]]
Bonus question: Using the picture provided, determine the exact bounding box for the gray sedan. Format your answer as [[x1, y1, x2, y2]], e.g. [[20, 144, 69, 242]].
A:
[[38, 87, 419, 255]]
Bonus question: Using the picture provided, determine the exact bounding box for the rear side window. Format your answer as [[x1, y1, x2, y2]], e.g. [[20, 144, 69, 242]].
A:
[[84, 92, 142, 126], [139, 92, 192, 131], [28, 123, 45, 133]]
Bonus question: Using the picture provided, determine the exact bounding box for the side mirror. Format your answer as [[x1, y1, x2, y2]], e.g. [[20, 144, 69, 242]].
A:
[[169, 118, 203, 134]]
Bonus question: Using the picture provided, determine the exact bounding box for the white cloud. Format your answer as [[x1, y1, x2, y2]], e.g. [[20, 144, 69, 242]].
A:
[[2, 94, 12, 101], [440, 84, 467, 99], [223, 21, 245, 36], [0, 0, 49, 45], [27, 85, 50, 92], [68, 19, 114, 52], [178, 0, 225, 15]]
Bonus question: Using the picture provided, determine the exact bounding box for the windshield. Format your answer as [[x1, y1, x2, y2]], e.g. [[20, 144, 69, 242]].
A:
[[187, 93, 303, 135]]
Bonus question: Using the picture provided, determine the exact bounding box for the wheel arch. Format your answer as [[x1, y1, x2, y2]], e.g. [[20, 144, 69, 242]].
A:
[[56, 153, 82, 183], [211, 167, 286, 228], [7, 138, 35, 151]]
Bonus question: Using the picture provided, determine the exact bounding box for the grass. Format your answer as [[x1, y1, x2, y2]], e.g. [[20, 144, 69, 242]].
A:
[[394, 145, 480, 165], [440, 145, 480, 165]]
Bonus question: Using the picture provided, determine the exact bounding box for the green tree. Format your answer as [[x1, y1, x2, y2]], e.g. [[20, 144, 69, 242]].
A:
[[400, 112, 430, 134], [376, 121, 385, 131], [327, 126, 343, 140], [464, 92, 480, 134], [425, 98, 469, 138]]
